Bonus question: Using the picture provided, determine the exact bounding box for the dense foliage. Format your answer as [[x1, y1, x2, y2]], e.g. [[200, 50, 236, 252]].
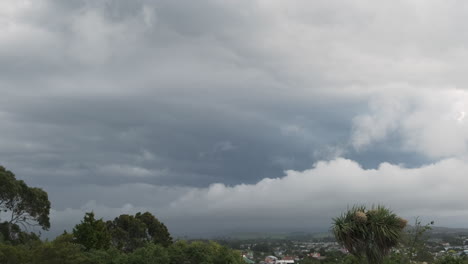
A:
[[0, 239, 244, 264], [0, 166, 51, 245], [106, 212, 172, 252], [73, 212, 111, 251], [0, 165, 243, 263]]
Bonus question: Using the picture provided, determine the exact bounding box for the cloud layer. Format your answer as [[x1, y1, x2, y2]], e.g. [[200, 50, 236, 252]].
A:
[[2, 0, 468, 237]]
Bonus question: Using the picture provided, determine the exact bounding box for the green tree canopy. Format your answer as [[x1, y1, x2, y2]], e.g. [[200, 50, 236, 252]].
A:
[[107, 212, 172, 252], [435, 255, 466, 264], [124, 243, 170, 264], [72, 212, 111, 251], [168, 240, 243, 264], [135, 212, 172, 247], [0, 166, 50, 243], [0, 222, 40, 245]]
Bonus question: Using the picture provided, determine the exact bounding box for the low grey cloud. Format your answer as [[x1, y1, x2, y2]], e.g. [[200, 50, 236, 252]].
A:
[[2, 0, 468, 238]]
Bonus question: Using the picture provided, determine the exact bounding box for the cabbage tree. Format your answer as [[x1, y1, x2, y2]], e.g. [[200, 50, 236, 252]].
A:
[[332, 205, 407, 264]]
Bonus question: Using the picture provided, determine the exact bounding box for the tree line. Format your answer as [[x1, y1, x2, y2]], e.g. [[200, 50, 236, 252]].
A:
[[0, 166, 244, 264]]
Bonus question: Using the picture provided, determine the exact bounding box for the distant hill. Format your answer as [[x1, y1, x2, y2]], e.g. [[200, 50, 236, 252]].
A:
[[176, 226, 468, 241], [215, 231, 334, 241], [219, 226, 468, 241], [429, 226, 468, 234]]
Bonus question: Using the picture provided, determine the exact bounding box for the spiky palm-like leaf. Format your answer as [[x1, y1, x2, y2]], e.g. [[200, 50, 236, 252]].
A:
[[332, 205, 406, 264]]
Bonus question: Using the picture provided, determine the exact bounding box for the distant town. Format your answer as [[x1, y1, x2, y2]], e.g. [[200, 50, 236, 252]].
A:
[[208, 228, 468, 264]]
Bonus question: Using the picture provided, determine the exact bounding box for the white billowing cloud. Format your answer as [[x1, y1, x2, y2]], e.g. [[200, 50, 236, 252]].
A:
[[49, 157, 468, 237], [352, 88, 468, 158], [351, 88, 411, 149], [162, 157, 468, 234], [165, 158, 468, 219]]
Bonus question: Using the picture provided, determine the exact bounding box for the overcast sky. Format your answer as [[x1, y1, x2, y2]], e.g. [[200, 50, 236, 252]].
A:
[[3, 0, 468, 238]]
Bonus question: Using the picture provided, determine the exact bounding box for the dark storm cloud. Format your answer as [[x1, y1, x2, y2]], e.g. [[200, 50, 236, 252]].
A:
[[1, 93, 356, 188], [2, 0, 468, 238]]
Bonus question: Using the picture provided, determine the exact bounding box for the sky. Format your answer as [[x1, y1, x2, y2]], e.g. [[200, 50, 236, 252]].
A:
[[2, 0, 468, 238]]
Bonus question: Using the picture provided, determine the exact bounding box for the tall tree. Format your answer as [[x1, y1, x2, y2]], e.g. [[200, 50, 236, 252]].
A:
[[332, 205, 407, 264], [0, 166, 50, 242], [107, 214, 147, 252], [135, 212, 172, 247], [107, 212, 172, 252], [72, 212, 111, 251]]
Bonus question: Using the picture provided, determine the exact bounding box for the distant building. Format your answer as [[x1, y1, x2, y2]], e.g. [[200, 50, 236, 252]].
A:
[[264, 255, 294, 264], [265, 256, 278, 263], [276, 257, 295, 264]]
